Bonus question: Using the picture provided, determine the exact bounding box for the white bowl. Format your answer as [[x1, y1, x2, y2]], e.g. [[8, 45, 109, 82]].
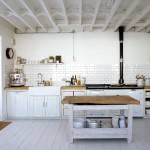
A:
[[87, 119, 98, 128], [73, 118, 85, 128]]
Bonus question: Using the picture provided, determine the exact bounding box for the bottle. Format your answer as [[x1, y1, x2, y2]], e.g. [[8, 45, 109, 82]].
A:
[[119, 115, 126, 128], [74, 75, 77, 85], [77, 75, 81, 85], [71, 76, 74, 85]]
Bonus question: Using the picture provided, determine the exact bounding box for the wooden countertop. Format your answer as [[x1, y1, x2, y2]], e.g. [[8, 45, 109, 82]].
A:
[[144, 86, 150, 89], [61, 86, 86, 91], [62, 96, 140, 105], [4, 86, 30, 90]]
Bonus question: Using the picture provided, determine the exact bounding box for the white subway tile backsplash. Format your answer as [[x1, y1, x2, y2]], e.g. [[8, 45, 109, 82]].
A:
[[10, 64, 150, 86]]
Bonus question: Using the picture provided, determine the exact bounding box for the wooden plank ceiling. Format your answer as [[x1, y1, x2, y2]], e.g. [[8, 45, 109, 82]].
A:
[[0, 0, 150, 33]]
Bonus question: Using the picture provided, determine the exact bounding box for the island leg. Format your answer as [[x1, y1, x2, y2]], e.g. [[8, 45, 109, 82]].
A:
[[68, 104, 74, 143], [127, 105, 133, 143]]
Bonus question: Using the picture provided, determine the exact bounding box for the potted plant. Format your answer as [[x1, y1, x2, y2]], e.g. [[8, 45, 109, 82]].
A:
[[49, 56, 54, 63]]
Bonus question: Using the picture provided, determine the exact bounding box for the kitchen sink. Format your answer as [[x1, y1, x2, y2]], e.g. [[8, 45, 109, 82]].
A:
[[28, 86, 61, 95]]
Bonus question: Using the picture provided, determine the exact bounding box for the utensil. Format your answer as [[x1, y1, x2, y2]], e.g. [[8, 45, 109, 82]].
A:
[[136, 74, 145, 79]]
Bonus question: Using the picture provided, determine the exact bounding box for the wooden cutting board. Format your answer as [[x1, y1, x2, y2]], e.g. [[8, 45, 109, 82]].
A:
[[62, 95, 140, 105]]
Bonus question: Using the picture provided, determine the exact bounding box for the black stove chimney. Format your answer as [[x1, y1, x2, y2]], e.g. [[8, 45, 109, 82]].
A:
[[118, 26, 124, 84]]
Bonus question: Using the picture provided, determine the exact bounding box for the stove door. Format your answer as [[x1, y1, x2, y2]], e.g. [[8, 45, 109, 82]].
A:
[[86, 90, 105, 96]]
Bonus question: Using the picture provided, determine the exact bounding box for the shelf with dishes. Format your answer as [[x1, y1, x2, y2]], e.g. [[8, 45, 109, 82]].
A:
[[144, 89, 150, 117], [15, 62, 64, 65], [15, 56, 64, 66], [73, 117, 127, 129]]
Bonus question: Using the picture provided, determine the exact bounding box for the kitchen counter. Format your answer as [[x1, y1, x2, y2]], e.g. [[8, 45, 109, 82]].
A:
[[4, 86, 30, 90], [144, 86, 150, 89], [62, 95, 140, 104], [61, 86, 86, 91]]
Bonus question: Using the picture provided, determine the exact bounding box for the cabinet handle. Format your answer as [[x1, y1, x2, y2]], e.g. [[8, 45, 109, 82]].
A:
[[43, 101, 45, 107], [46, 102, 47, 107]]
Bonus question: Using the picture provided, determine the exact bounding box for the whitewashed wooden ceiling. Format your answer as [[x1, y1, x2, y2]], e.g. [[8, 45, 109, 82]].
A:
[[0, 0, 150, 33]]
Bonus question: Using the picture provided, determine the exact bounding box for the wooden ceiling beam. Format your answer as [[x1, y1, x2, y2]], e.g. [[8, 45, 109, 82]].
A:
[[0, 0, 36, 32], [61, 0, 68, 25], [0, 13, 26, 32], [21, 0, 47, 32], [113, 0, 141, 31], [102, 0, 122, 31], [90, 0, 102, 31], [135, 18, 150, 32], [125, 3, 150, 31], [39, 0, 59, 32], [79, 0, 82, 26]]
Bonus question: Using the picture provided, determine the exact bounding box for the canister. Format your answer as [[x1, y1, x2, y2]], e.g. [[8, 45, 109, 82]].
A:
[[145, 78, 150, 86]]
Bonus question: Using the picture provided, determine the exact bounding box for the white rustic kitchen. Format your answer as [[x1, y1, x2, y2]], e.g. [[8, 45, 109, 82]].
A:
[[0, 0, 150, 150]]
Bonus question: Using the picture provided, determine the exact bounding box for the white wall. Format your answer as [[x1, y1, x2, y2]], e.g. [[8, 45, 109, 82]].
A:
[[0, 17, 15, 120], [124, 33, 150, 64], [14, 32, 150, 64]]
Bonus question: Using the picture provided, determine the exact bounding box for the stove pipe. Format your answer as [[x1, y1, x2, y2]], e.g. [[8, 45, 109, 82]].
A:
[[118, 26, 124, 84]]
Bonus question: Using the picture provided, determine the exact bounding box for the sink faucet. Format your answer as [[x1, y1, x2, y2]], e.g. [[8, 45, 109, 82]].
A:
[[37, 73, 42, 86]]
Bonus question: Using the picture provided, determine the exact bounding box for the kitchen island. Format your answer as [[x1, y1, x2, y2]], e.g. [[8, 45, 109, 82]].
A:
[[62, 95, 140, 143]]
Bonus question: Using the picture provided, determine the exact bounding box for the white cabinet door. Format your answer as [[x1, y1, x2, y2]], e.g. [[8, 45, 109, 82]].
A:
[[128, 90, 144, 117], [29, 96, 45, 117], [7, 91, 28, 117], [45, 96, 60, 117]]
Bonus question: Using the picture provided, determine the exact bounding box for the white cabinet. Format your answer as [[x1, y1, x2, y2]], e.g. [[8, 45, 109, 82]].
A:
[[45, 96, 60, 117], [28, 96, 60, 117], [28, 96, 45, 117], [61, 90, 86, 117], [28, 86, 61, 118], [6, 91, 28, 118]]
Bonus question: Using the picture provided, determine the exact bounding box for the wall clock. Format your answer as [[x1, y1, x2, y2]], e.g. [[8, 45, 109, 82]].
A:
[[6, 48, 14, 59]]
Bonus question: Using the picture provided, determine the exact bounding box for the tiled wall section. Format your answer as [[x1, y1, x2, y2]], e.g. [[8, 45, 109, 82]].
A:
[[22, 64, 150, 86], [5, 60, 14, 86]]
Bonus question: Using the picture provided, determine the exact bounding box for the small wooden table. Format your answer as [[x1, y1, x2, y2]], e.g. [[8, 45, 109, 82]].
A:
[[62, 95, 140, 143]]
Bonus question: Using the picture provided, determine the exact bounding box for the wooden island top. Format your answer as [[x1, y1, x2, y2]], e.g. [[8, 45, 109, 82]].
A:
[[62, 95, 140, 105]]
